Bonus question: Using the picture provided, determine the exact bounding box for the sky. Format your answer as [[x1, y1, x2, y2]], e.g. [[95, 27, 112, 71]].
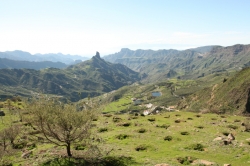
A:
[[1, 0, 250, 57]]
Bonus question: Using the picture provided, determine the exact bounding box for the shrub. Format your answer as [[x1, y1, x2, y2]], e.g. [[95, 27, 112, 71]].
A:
[[116, 134, 130, 140], [180, 131, 190, 135], [138, 128, 146, 133], [175, 119, 181, 123], [117, 122, 131, 127], [175, 114, 181, 117], [187, 118, 193, 120], [196, 126, 204, 129], [156, 124, 170, 129], [227, 124, 238, 130], [13, 141, 27, 149], [135, 145, 147, 151], [148, 118, 155, 122], [92, 118, 98, 121], [98, 127, 108, 133], [186, 143, 205, 151], [195, 114, 201, 118], [27, 143, 37, 150], [211, 118, 217, 120], [103, 114, 112, 117], [164, 136, 173, 141], [177, 156, 197, 165], [222, 131, 230, 136]]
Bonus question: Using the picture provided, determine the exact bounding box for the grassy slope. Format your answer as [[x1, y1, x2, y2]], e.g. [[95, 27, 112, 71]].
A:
[[94, 111, 250, 166], [179, 67, 250, 114]]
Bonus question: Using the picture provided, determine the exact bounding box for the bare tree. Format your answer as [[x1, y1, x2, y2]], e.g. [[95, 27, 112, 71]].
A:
[[27, 99, 95, 157]]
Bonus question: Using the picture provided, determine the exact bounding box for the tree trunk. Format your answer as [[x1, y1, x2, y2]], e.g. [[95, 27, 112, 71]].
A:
[[66, 143, 72, 157]]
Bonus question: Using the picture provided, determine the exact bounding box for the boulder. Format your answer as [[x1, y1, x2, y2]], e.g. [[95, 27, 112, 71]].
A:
[[213, 136, 223, 141], [228, 133, 235, 140]]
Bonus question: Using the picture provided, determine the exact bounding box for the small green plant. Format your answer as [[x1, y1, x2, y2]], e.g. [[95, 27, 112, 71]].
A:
[[234, 119, 241, 122], [177, 156, 197, 165], [186, 143, 205, 151], [187, 117, 193, 120], [211, 118, 217, 120], [98, 127, 108, 133], [180, 131, 190, 135], [164, 136, 173, 141], [116, 134, 130, 140], [135, 144, 147, 151], [175, 114, 181, 117], [195, 114, 201, 118], [138, 128, 146, 133]]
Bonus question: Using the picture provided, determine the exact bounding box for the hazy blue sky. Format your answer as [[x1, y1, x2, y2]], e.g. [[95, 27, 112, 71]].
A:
[[1, 0, 250, 56]]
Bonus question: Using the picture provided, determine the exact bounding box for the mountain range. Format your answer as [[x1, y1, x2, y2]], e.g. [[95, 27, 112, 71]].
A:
[[0, 52, 140, 101], [0, 58, 67, 70], [0, 50, 89, 65], [103, 44, 250, 82]]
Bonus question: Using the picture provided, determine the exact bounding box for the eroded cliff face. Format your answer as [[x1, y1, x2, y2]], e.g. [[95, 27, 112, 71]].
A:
[[245, 89, 250, 113]]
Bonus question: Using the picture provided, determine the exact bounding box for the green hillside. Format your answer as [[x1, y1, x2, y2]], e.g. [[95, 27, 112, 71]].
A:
[[0, 52, 141, 101], [178, 67, 250, 114]]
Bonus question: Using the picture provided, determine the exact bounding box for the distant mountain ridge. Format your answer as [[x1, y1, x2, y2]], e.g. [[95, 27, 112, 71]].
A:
[[103, 44, 250, 82], [0, 50, 89, 65], [0, 52, 140, 101], [0, 58, 67, 70]]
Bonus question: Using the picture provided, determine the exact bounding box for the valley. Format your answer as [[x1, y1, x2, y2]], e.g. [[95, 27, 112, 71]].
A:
[[0, 45, 250, 165]]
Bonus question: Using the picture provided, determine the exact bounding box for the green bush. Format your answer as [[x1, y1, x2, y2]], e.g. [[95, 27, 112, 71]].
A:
[[177, 156, 197, 165], [195, 126, 204, 129], [135, 144, 147, 151], [186, 143, 205, 151], [27, 142, 37, 150], [187, 118, 193, 120], [117, 122, 131, 127], [116, 134, 130, 140], [138, 128, 146, 133], [156, 124, 170, 129], [148, 118, 155, 122], [180, 131, 190, 135], [103, 114, 112, 117], [222, 131, 230, 136], [98, 127, 108, 133], [164, 136, 173, 141]]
